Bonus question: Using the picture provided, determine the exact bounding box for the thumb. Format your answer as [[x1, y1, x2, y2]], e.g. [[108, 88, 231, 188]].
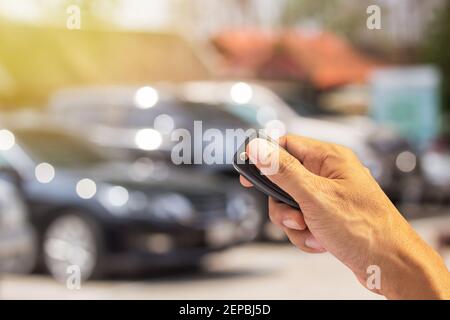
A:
[[247, 138, 315, 201]]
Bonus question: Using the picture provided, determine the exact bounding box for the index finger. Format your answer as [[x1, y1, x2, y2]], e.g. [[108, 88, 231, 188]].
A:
[[240, 175, 253, 187], [278, 135, 332, 164]]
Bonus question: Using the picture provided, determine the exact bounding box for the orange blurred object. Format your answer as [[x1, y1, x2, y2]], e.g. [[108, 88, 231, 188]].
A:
[[212, 29, 379, 89]]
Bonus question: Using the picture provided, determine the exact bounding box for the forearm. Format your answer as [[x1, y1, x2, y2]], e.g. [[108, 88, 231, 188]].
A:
[[374, 215, 450, 299]]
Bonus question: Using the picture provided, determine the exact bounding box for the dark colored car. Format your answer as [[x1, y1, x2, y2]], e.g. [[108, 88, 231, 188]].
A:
[[0, 174, 36, 274], [49, 86, 252, 167], [0, 124, 261, 281], [49, 86, 275, 240], [49, 83, 420, 204]]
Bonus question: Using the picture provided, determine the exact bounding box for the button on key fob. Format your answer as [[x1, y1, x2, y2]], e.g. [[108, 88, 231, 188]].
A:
[[233, 132, 300, 209]]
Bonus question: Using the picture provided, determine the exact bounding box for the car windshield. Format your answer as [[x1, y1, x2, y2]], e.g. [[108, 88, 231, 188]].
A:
[[86, 100, 252, 129], [129, 101, 251, 128], [282, 96, 340, 117], [223, 103, 263, 126], [14, 130, 105, 168]]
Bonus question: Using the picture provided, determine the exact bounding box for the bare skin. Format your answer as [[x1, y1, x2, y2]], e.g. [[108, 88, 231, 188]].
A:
[[241, 135, 450, 299]]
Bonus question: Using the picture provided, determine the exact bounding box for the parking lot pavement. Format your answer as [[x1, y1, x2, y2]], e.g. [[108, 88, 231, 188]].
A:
[[1, 214, 449, 300], [0, 242, 380, 300]]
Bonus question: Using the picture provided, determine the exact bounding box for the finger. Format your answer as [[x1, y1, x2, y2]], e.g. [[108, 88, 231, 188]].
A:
[[277, 134, 334, 164], [247, 138, 315, 200], [268, 196, 306, 230], [283, 228, 327, 254], [279, 135, 359, 178], [239, 175, 253, 187]]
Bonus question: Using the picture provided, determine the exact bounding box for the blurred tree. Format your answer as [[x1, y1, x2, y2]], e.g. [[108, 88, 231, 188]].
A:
[[421, 1, 450, 115], [279, 0, 392, 58], [281, 0, 366, 37], [280, 0, 446, 63]]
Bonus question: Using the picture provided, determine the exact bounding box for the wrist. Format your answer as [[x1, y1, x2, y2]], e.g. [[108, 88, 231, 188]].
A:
[[369, 214, 450, 299]]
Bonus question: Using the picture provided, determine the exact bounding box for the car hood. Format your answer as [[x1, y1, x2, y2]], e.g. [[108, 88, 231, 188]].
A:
[[69, 161, 232, 194], [313, 115, 408, 152], [286, 116, 371, 152], [25, 161, 234, 200], [318, 115, 381, 135]]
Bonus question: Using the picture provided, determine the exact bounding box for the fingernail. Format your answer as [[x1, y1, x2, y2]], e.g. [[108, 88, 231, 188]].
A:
[[248, 138, 278, 164], [305, 236, 324, 250], [282, 219, 304, 231]]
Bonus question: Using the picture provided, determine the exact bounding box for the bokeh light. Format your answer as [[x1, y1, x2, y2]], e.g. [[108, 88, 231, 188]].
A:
[[76, 179, 97, 199], [230, 82, 253, 104], [134, 128, 162, 150], [35, 163, 55, 184], [0, 129, 15, 150], [107, 186, 129, 207], [134, 86, 159, 109], [154, 114, 175, 134], [396, 151, 417, 173], [129, 157, 154, 181]]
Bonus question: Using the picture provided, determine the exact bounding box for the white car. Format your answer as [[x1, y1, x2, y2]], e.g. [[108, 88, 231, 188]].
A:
[[178, 81, 416, 198]]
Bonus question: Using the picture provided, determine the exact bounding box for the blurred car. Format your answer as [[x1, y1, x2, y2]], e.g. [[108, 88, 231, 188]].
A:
[[418, 135, 450, 203], [48, 85, 251, 166], [0, 173, 36, 274], [47, 83, 417, 242], [177, 81, 419, 201], [0, 123, 261, 281], [48, 86, 275, 240], [50, 82, 417, 200]]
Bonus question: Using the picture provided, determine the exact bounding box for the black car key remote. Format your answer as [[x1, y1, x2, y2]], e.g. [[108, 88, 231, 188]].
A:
[[233, 132, 300, 209]]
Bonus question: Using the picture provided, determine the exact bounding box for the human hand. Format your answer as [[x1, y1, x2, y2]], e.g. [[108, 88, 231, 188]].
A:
[[240, 135, 450, 299]]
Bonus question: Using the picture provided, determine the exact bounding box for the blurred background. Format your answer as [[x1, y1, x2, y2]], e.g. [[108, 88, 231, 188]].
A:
[[0, 0, 449, 299]]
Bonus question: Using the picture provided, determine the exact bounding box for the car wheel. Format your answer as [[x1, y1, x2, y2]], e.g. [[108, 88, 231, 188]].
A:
[[43, 212, 103, 282]]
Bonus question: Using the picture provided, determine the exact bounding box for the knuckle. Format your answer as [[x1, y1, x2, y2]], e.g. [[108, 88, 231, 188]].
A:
[[283, 133, 293, 139], [284, 134, 297, 143], [327, 144, 355, 161], [339, 145, 356, 158], [277, 155, 298, 177], [332, 144, 346, 155]]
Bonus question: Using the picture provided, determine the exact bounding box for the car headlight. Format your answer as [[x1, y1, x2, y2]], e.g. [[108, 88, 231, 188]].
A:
[[227, 192, 258, 219], [98, 184, 147, 216], [206, 219, 236, 248], [99, 185, 195, 224], [148, 193, 195, 224]]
